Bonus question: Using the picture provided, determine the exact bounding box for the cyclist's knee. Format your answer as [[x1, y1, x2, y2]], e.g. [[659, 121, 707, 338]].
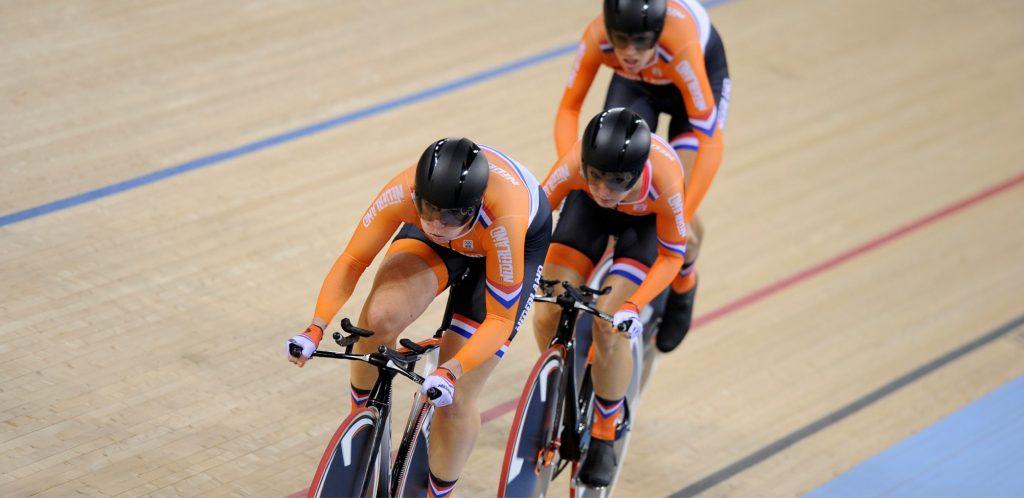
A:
[[359, 303, 408, 342], [689, 215, 704, 244], [532, 304, 559, 337], [590, 318, 621, 355], [685, 216, 704, 263]]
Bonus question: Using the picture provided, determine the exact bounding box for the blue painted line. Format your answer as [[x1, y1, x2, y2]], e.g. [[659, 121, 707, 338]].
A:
[[0, 0, 735, 229], [805, 373, 1024, 497], [0, 42, 576, 228]]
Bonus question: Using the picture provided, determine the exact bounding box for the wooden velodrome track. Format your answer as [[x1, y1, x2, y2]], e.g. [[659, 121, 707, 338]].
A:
[[2, 0, 1023, 496]]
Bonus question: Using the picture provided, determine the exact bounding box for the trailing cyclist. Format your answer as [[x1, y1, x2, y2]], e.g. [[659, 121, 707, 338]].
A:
[[286, 137, 551, 496], [535, 107, 687, 486], [556, 0, 731, 352]]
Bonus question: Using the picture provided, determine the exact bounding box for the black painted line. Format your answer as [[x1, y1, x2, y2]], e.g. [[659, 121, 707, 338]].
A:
[[669, 311, 1024, 497]]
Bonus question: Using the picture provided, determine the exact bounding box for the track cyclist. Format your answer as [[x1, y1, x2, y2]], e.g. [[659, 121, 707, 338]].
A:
[[556, 0, 731, 352], [535, 108, 687, 486], [286, 137, 551, 496]]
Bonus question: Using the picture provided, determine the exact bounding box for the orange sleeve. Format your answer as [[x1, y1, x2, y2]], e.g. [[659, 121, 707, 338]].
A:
[[452, 215, 529, 374], [541, 141, 584, 210], [312, 173, 412, 325], [555, 30, 603, 157], [627, 191, 686, 309], [668, 43, 724, 220]]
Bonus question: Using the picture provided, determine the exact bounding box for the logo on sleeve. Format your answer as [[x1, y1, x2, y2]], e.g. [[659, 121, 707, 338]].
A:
[[674, 60, 708, 112], [489, 226, 514, 283], [567, 42, 586, 89], [543, 164, 571, 197], [513, 265, 544, 332], [362, 185, 404, 227], [667, 193, 687, 238], [489, 163, 520, 186]]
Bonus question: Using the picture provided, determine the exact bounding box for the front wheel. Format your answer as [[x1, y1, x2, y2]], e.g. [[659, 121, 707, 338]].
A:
[[390, 395, 434, 497], [497, 347, 566, 498], [308, 407, 386, 498]]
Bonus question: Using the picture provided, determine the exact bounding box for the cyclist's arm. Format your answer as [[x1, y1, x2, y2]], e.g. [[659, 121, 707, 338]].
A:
[[541, 142, 585, 210], [668, 43, 724, 221], [450, 216, 530, 375], [311, 176, 410, 328], [626, 192, 687, 309], [555, 29, 602, 157]]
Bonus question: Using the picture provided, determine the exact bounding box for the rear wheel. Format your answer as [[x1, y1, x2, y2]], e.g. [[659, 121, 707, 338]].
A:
[[308, 407, 384, 498], [497, 348, 566, 498]]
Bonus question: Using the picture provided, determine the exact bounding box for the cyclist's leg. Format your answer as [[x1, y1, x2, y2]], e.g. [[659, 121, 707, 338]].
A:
[[428, 202, 551, 488], [577, 215, 658, 486], [349, 224, 464, 396], [589, 215, 658, 427], [604, 73, 660, 130], [533, 191, 610, 351]]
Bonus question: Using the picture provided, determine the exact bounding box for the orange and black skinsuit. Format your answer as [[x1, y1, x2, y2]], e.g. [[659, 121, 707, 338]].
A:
[[304, 145, 551, 379], [543, 133, 688, 318], [556, 0, 729, 223]]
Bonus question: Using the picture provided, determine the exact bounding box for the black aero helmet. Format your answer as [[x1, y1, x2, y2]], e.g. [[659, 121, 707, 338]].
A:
[[581, 108, 651, 191], [604, 0, 667, 49], [414, 137, 489, 226]]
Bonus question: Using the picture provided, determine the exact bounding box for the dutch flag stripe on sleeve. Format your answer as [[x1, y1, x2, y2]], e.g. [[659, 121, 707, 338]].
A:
[[486, 280, 523, 309], [658, 238, 688, 256], [609, 259, 649, 286]]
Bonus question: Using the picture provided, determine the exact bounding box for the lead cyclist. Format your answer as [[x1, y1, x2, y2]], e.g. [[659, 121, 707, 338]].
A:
[[286, 137, 551, 496]]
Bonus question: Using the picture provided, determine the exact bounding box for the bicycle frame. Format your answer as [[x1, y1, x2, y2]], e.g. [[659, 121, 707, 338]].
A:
[[498, 282, 614, 497], [302, 322, 440, 498], [500, 260, 667, 498]]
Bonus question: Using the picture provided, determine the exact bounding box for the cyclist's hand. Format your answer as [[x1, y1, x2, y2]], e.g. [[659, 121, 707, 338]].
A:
[[613, 303, 643, 339], [421, 367, 457, 407], [285, 325, 323, 367]]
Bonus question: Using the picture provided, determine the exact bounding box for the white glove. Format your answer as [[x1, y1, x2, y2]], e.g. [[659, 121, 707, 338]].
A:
[[613, 305, 643, 339], [421, 367, 457, 407], [285, 333, 317, 360]]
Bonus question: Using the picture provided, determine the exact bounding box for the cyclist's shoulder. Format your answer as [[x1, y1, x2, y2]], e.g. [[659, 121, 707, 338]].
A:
[[479, 145, 538, 188], [582, 15, 606, 43], [648, 135, 685, 195], [659, 0, 708, 53], [649, 134, 684, 171], [476, 145, 537, 221]]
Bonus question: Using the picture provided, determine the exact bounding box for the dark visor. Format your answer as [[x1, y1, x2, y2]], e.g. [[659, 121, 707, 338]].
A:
[[582, 164, 640, 192], [608, 30, 659, 50], [414, 195, 477, 227]]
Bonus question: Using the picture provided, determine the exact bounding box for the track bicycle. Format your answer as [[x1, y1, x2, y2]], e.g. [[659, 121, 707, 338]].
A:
[[497, 258, 666, 497], [289, 318, 443, 498]]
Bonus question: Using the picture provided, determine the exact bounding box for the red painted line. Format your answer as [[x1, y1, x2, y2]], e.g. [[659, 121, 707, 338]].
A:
[[694, 171, 1024, 328], [481, 398, 520, 424], [478, 171, 1024, 424], [285, 171, 1023, 497]]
